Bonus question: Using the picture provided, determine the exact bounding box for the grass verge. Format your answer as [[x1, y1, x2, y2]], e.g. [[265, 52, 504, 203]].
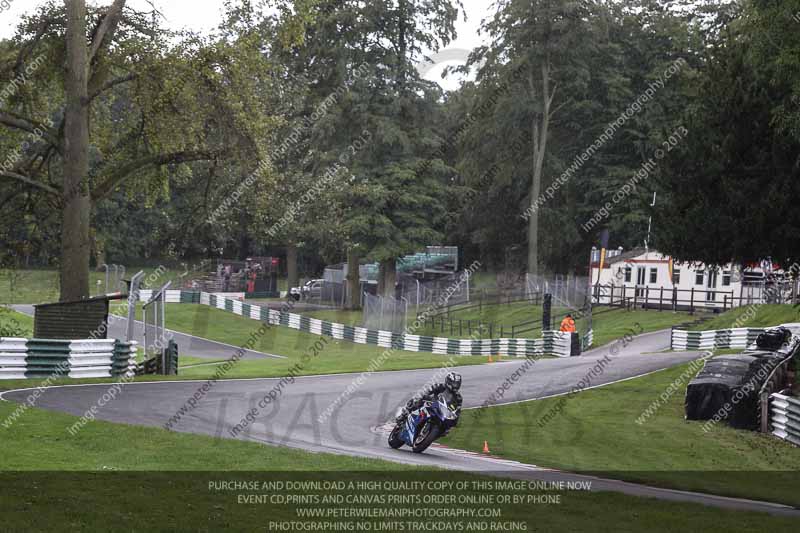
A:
[[130, 303, 487, 379], [307, 305, 692, 348], [440, 361, 800, 506], [690, 304, 800, 331], [0, 399, 796, 531]]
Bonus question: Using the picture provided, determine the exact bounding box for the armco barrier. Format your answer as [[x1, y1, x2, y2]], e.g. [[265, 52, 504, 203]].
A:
[[770, 393, 800, 447], [191, 291, 575, 357], [671, 328, 765, 351], [0, 338, 137, 380], [136, 289, 197, 303]]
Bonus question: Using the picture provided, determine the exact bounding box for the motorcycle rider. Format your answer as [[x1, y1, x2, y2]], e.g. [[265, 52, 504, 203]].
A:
[[397, 372, 463, 423]]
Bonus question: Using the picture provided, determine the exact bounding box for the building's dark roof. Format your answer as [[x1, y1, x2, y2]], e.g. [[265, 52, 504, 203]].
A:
[[606, 247, 648, 265]]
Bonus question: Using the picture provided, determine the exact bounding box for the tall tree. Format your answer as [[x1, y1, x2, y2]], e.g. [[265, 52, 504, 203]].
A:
[[0, 1, 304, 300], [463, 0, 597, 275], [62, 0, 93, 300], [262, 0, 461, 298], [654, 0, 800, 265]]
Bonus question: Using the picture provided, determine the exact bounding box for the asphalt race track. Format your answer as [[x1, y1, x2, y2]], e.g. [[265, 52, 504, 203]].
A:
[[2, 329, 799, 516]]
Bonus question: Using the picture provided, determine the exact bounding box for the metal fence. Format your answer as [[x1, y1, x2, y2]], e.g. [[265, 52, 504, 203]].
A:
[[143, 281, 171, 367], [527, 274, 590, 311], [199, 291, 575, 357], [98, 263, 126, 294], [593, 282, 800, 311], [397, 271, 471, 309], [363, 292, 408, 333], [125, 270, 144, 342]]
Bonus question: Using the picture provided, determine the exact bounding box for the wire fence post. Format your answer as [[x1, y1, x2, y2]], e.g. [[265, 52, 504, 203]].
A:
[[126, 271, 144, 342]]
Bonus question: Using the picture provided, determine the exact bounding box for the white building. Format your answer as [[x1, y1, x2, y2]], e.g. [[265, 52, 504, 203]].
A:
[[588, 248, 796, 310]]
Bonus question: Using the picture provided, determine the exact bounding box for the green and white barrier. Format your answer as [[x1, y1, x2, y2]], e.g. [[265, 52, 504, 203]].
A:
[[0, 338, 137, 380], [197, 291, 575, 357], [671, 328, 765, 351], [137, 289, 198, 303]]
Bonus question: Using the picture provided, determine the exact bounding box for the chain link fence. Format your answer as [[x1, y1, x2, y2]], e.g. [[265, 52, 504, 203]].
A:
[[362, 292, 408, 333]]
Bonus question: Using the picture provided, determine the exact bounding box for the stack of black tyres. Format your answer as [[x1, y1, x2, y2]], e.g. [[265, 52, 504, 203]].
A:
[[685, 327, 794, 430], [685, 355, 757, 423]]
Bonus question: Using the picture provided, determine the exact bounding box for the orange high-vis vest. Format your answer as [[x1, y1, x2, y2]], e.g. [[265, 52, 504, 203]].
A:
[[560, 316, 576, 333]]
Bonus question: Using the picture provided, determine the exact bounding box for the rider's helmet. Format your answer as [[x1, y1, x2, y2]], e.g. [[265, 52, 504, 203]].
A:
[[445, 372, 462, 392]]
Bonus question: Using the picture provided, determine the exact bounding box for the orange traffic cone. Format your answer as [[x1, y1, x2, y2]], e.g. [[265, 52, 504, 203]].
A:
[[483, 441, 490, 454], [487, 354, 493, 363]]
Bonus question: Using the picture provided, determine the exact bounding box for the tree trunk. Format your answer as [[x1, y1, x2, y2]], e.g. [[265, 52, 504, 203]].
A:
[[286, 243, 298, 290], [61, 0, 90, 302], [346, 247, 361, 310], [527, 62, 553, 278], [380, 258, 397, 299]]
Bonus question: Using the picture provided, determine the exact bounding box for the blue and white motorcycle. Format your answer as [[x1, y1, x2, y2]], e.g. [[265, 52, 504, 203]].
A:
[[388, 393, 460, 453]]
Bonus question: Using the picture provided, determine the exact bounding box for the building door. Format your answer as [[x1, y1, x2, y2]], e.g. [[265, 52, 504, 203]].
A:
[[706, 270, 717, 301], [636, 267, 646, 297]]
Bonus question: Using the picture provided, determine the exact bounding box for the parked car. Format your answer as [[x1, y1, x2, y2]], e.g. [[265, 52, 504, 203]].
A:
[[289, 279, 323, 301]]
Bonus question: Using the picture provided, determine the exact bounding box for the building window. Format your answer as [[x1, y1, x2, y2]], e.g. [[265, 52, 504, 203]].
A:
[[673, 269, 681, 284], [624, 267, 632, 283], [695, 271, 704, 285], [649, 268, 657, 284], [722, 271, 732, 286]]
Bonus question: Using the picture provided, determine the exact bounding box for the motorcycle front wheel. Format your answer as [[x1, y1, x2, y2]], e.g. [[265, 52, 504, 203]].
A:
[[412, 422, 441, 453], [388, 425, 404, 449]]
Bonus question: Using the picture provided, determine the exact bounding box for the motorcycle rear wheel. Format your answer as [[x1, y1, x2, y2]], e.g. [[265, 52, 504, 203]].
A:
[[388, 425, 404, 449], [412, 422, 441, 453]]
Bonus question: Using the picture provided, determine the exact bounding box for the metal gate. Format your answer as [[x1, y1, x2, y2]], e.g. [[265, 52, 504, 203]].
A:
[[143, 281, 171, 370], [363, 292, 408, 333]]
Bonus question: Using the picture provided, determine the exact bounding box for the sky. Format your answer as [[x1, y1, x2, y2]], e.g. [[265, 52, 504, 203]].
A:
[[0, 0, 494, 90]]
